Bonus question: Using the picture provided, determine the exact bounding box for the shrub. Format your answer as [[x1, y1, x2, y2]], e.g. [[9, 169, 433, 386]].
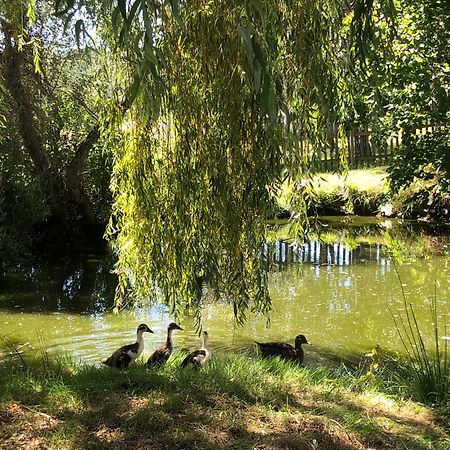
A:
[[388, 130, 450, 219]]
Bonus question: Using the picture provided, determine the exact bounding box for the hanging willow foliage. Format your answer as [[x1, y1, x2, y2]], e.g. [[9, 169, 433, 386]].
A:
[[43, 0, 395, 322]]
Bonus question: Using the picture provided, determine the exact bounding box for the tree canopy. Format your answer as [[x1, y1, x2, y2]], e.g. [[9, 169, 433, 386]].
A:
[[1, 0, 399, 322]]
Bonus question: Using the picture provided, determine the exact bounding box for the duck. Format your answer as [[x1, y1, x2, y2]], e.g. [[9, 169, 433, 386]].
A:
[[255, 334, 310, 364], [103, 323, 153, 369], [181, 331, 211, 368], [146, 322, 183, 368]]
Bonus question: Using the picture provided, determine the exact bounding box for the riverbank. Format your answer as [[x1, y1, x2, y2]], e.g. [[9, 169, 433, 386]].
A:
[[277, 168, 390, 217], [1, 353, 449, 450], [277, 167, 450, 221]]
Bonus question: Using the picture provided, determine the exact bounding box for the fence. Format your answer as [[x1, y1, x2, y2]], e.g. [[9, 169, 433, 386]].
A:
[[317, 123, 448, 171]]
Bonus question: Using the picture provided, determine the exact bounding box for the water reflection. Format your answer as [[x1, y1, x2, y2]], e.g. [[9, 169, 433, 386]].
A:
[[267, 240, 391, 268], [0, 253, 116, 314], [1, 220, 449, 363]]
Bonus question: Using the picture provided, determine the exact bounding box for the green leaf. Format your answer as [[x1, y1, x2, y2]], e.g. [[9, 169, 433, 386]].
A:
[[127, 0, 142, 28], [251, 36, 265, 67], [33, 44, 42, 75], [111, 7, 121, 38], [26, 0, 37, 25], [238, 25, 255, 70], [253, 61, 262, 91], [142, 1, 153, 41], [250, 0, 265, 22], [262, 74, 277, 122], [118, 0, 127, 20], [144, 43, 158, 65], [126, 73, 143, 107], [167, 0, 182, 23], [267, 82, 277, 123]]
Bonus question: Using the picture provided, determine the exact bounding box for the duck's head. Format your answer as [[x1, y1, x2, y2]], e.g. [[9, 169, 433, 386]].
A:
[[137, 324, 154, 333], [295, 334, 309, 347], [168, 322, 183, 331]]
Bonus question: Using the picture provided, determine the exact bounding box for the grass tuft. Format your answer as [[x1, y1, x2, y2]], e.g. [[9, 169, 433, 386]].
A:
[[390, 269, 449, 405]]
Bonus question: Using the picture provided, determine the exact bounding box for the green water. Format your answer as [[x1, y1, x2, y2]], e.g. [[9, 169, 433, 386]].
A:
[[1, 218, 449, 365]]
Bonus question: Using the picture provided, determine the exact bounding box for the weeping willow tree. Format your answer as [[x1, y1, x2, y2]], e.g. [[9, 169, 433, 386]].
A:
[[4, 0, 395, 322]]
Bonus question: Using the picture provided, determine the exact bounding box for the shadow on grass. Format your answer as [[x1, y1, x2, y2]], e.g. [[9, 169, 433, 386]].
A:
[[0, 353, 448, 450]]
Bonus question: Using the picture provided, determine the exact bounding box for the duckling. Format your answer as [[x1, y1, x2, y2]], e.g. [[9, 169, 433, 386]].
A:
[[256, 334, 309, 364], [181, 331, 211, 368], [103, 323, 153, 369], [146, 322, 183, 368]]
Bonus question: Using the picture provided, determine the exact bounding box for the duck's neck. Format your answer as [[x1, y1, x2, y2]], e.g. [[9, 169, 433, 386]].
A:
[[202, 335, 210, 352], [136, 330, 145, 355], [295, 343, 304, 360], [165, 328, 174, 350]]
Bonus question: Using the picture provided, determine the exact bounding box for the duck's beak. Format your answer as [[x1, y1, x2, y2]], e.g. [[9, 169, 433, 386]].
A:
[[177, 325, 184, 331], [147, 328, 154, 333]]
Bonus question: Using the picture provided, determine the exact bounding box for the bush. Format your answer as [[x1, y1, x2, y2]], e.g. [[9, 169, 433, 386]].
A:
[[0, 155, 49, 267], [388, 130, 450, 219]]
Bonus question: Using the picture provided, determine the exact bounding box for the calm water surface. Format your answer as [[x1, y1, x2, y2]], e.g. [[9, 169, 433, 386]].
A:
[[1, 218, 449, 364]]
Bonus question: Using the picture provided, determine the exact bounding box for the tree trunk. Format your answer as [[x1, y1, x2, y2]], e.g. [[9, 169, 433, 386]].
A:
[[66, 126, 105, 239]]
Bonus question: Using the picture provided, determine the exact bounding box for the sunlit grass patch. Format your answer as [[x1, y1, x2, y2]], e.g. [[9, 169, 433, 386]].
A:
[[277, 167, 390, 216], [314, 168, 389, 192]]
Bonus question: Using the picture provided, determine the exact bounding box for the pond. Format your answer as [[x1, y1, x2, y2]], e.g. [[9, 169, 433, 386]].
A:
[[1, 217, 449, 365]]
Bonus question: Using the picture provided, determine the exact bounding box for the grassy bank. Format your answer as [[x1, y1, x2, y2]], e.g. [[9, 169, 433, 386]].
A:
[[278, 168, 390, 217], [1, 353, 449, 450], [277, 166, 450, 221]]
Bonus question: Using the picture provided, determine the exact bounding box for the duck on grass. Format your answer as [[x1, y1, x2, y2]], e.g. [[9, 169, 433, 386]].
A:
[[103, 324, 310, 371]]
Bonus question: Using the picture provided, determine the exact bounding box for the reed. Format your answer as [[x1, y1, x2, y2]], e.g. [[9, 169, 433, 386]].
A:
[[390, 267, 449, 404]]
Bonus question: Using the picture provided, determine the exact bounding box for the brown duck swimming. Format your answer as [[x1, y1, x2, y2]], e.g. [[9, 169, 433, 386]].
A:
[[256, 334, 310, 364], [146, 322, 183, 368], [181, 331, 211, 368], [103, 324, 153, 369]]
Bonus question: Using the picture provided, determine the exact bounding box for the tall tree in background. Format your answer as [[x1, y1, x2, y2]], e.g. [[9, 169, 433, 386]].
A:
[[370, 0, 450, 136], [380, 0, 450, 219], [0, 0, 111, 250]]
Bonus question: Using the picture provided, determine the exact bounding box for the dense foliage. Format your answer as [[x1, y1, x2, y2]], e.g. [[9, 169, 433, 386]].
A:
[[91, 0, 394, 321], [381, 0, 449, 132], [0, 0, 112, 267], [10, 0, 450, 321], [388, 130, 450, 219], [378, 0, 450, 219]]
